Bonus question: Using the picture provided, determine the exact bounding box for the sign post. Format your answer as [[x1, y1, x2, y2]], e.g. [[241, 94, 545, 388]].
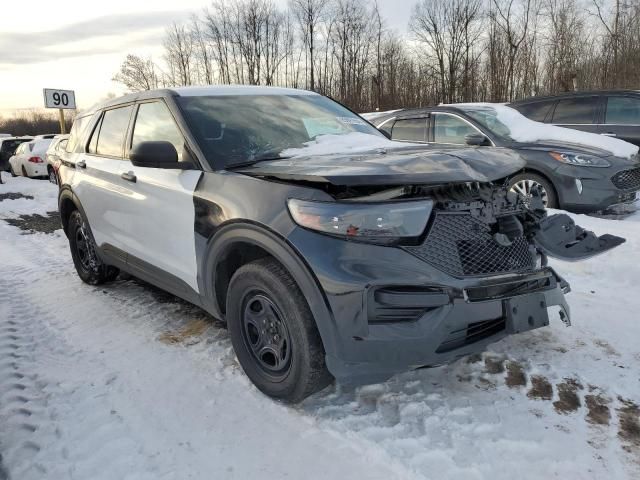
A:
[[43, 88, 76, 134]]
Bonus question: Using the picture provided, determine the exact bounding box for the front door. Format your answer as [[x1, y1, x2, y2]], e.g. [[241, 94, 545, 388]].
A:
[[120, 100, 202, 293]]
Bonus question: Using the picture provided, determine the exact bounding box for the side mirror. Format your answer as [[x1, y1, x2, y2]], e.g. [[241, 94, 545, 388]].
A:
[[465, 133, 489, 146], [130, 141, 183, 169]]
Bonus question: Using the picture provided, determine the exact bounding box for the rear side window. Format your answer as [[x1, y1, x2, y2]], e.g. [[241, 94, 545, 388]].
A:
[[92, 106, 133, 157], [66, 116, 90, 153], [606, 97, 640, 125], [552, 97, 598, 124], [514, 102, 553, 122], [131, 102, 184, 161], [392, 118, 427, 142]]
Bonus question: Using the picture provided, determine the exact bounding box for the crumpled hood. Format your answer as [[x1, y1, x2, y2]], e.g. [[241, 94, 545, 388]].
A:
[[235, 146, 526, 186]]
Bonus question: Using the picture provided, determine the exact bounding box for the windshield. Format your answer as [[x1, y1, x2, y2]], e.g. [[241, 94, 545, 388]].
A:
[[177, 94, 384, 168], [458, 106, 513, 140]]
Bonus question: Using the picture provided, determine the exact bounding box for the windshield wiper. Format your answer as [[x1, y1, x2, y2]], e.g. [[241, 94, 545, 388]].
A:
[[226, 155, 292, 170]]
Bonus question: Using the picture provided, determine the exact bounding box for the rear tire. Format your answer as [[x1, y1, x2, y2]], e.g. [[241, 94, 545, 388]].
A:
[[21, 166, 28, 178], [68, 210, 119, 285], [10, 165, 17, 177], [509, 172, 558, 209], [226, 258, 332, 403]]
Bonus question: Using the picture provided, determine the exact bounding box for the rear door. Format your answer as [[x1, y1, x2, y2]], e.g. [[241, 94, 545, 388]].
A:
[[601, 95, 640, 146], [121, 100, 203, 293], [549, 96, 602, 134]]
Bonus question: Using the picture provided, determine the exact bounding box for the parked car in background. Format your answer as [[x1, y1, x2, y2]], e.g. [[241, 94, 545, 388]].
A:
[[45, 134, 69, 184], [57, 86, 623, 402], [370, 104, 640, 213], [509, 90, 640, 147], [8, 138, 53, 178], [0, 136, 33, 172]]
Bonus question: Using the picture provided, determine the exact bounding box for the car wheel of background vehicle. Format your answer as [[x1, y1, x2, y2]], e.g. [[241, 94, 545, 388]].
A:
[[10, 165, 17, 177], [48, 167, 57, 185], [21, 165, 28, 178], [509, 173, 558, 209], [68, 210, 119, 285], [226, 258, 332, 403]]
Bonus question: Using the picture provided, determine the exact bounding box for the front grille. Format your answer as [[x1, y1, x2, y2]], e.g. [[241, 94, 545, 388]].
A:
[[612, 168, 640, 190], [436, 317, 506, 353], [405, 212, 534, 277]]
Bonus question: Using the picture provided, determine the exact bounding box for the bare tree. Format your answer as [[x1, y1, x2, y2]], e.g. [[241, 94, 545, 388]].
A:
[[113, 54, 160, 91]]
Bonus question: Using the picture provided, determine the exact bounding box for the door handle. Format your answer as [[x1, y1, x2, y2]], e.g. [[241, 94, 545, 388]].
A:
[[602, 133, 617, 137], [121, 171, 137, 183], [76, 160, 86, 169]]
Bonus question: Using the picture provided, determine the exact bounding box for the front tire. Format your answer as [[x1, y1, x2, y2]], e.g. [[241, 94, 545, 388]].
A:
[[68, 210, 119, 285], [226, 258, 332, 403], [509, 172, 558, 209]]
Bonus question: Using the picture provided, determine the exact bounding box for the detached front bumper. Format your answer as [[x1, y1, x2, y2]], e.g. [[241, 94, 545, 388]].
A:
[[287, 227, 571, 385]]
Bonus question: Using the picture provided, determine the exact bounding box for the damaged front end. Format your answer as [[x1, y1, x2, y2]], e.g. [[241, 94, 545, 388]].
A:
[[335, 181, 624, 333]]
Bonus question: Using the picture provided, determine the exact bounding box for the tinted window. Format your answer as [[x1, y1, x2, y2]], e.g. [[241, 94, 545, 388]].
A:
[[552, 97, 598, 124], [391, 118, 426, 142], [434, 114, 478, 144], [514, 101, 553, 122], [606, 96, 640, 125], [132, 102, 184, 161], [95, 106, 133, 157]]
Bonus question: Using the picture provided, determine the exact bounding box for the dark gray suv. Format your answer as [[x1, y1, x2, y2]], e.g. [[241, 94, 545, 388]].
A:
[[510, 90, 640, 146], [57, 86, 623, 402]]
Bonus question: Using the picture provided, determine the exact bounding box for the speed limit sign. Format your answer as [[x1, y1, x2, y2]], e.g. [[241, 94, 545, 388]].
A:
[[43, 88, 76, 109]]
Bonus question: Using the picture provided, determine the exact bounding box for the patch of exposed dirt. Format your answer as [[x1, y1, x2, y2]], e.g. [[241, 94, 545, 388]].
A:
[[0, 192, 34, 202], [505, 361, 527, 388], [4, 211, 60, 234], [475, 377, 497, 391], [484, 355, 505, 374], [617, 397, 640, 448], [465, 353, 482, 364], [158, 319, 211, 345], [527, 375, 553, 401], [553, 378, 583, 414], [585, 394, 611, 426]]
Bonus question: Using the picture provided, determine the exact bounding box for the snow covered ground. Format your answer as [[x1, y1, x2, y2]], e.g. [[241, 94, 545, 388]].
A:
[[1, 173, 639, 480]]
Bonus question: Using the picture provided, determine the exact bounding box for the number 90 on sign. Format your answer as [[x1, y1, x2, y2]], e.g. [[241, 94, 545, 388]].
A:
[[43, 89, 76, 109]]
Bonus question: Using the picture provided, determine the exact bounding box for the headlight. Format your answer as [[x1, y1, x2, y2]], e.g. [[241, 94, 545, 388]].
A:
[[287, 198, 433, 242], [549, 151, 611, 167]]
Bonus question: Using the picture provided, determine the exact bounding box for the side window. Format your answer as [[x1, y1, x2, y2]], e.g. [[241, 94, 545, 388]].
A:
[[131, 102, 185, 161], [94, 106, 133, 157], [552, 97, 598, 124], [433, 114, 478, 144], [606, 97, 640, 125], [514, 102, 553, 122], [391, 118, 427, 142], [66, 116, 89, 153]]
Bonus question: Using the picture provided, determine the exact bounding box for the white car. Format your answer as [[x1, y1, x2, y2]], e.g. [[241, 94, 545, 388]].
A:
[[45, 134, 69, 184], [8, 139, 53, 178]]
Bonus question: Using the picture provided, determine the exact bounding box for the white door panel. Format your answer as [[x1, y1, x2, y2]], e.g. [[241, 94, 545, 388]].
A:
[[72, 155, 138, 254], [122, 162, 202, 292]]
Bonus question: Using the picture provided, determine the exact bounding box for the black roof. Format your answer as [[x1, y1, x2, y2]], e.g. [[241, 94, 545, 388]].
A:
[[510, 89, 640, 105]]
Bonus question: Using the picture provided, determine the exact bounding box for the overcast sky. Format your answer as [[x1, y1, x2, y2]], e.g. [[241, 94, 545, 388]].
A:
[[0, 0, 415, 114]]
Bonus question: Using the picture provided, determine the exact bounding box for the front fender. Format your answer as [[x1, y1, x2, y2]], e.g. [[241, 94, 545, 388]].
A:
[[199, 222, 340, 359]]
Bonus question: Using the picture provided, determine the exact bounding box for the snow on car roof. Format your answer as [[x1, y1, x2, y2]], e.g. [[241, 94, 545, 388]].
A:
[[447, 102, 639, 159], [173, 85, 319, 97]]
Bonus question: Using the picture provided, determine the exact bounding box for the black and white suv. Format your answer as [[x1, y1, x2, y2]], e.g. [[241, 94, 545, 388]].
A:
[[57, 86, 623, 402]]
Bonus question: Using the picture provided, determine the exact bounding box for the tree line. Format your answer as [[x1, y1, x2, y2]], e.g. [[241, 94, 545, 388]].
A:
[[113, 0, 640, 112], [0, 110, 73, 137]]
